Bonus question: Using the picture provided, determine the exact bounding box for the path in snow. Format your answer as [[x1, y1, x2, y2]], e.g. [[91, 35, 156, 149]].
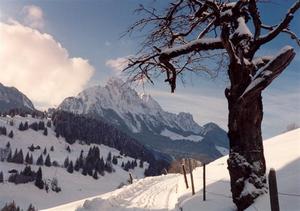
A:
[[76, 174, 184, 211]]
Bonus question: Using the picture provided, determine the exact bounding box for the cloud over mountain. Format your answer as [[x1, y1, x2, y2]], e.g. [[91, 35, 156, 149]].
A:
[[105, 56, 130, 73], [0, 21, 94, 108]]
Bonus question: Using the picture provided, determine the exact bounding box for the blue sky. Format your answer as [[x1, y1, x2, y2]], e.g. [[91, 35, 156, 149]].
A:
[[0, 0, 299, 138]]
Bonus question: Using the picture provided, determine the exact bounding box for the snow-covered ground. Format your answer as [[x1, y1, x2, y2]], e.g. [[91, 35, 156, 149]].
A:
[[160, 129, 203, 142], [0, 115, 148, 210], [50, 129, 300, 211]]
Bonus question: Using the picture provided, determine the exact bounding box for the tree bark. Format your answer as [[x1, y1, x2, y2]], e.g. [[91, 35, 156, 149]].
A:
[[226, 81, 267, 210]]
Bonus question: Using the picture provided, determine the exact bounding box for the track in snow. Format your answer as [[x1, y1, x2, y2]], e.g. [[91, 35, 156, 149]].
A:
[[77, 174, 183, 211]]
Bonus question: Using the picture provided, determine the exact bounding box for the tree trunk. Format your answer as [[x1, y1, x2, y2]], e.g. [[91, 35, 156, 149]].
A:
[[226, 86, 267, 210]]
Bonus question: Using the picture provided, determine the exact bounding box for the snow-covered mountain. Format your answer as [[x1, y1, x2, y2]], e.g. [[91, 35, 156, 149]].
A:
[[59, 78, 229, 161], [0, 83, 34, 112]]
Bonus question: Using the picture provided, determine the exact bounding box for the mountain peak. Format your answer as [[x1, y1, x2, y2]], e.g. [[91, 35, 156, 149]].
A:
[[106, 77, 129, 89], [0, 83, 35, 112], [59, 78, 204, 134], [140, 93, 162, 111]]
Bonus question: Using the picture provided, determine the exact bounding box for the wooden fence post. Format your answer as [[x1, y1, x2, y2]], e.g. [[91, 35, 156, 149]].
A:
[[268, 168, 280, 211], [182, 164, 189, 189], [203, 163, 206, 201], [189, 159, 195, 195], [129, 172, 133, 184]]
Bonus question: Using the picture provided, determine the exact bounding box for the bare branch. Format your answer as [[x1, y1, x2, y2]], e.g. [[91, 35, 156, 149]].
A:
[[248, 0, 261, 40], [257, 1, 300, 46], [261, 24, 300, 46]]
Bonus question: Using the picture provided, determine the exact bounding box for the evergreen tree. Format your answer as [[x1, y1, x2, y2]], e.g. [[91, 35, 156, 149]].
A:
[[94, 146, 100, 158], [64, 157, 69, 168], [38, 121, 45, 130], [96, 158, 105, 176], [11, 149, 18, 163], [139, 160, 144, 168], [35, 167, 44, 189], [78, 150, 84, 168], [74, 159, 80, 171], [124, 161, 131, 171], [43, 147, 47, 155], [107, 152, 112, 162], [121, 162, 125, 168], [46, 120, 51, 128], [50, 146, 54, 152], [87, 163, 93, 176], [43, 128, 48, 136], [24, 122, 29, 130], [29, 122, 38, 131], [45, 154, 51, 167], [6, 141, 10, 149], [0, 171, 3, 183], [36, 154, 44, 165], [18, 122, 24, 131], [29, 154, 33, 164], [93, 170, 98, 180], [82, 166, 87, 176], [131, 160, 135, 169], [6, 150, 12, 162], [112, 156, 118, 165], [66, 146, 71, 153], [25, 152, 30, 164], [8, 130, 14, 138], [134, 159, 137, 167], [13, 148, 18, 157]]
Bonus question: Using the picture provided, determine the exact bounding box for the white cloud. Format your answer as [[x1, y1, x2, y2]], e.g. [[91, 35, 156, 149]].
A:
[[22, 5, 44, 30], [0, 21, 94, 108], [105, 56, 130, 73]]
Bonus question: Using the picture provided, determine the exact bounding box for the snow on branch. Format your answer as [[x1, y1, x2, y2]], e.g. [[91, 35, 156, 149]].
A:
[[234, 17, 253, 38], [160, 38, 223, 58], [252, 56, 273, 67], [240, 46, 295, 99]]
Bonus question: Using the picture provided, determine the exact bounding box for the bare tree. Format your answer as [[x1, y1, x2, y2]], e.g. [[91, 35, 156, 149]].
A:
[[124, 0, 300, 210]]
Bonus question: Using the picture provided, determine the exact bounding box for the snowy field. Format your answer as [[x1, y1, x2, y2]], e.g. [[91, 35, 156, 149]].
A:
[[48, 129, 300, 211], [0, 115, 148, 210]]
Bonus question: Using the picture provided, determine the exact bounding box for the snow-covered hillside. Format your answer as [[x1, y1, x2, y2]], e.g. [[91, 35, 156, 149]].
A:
[[0, 115, 148, 210], [50, 129, 300, 211]]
